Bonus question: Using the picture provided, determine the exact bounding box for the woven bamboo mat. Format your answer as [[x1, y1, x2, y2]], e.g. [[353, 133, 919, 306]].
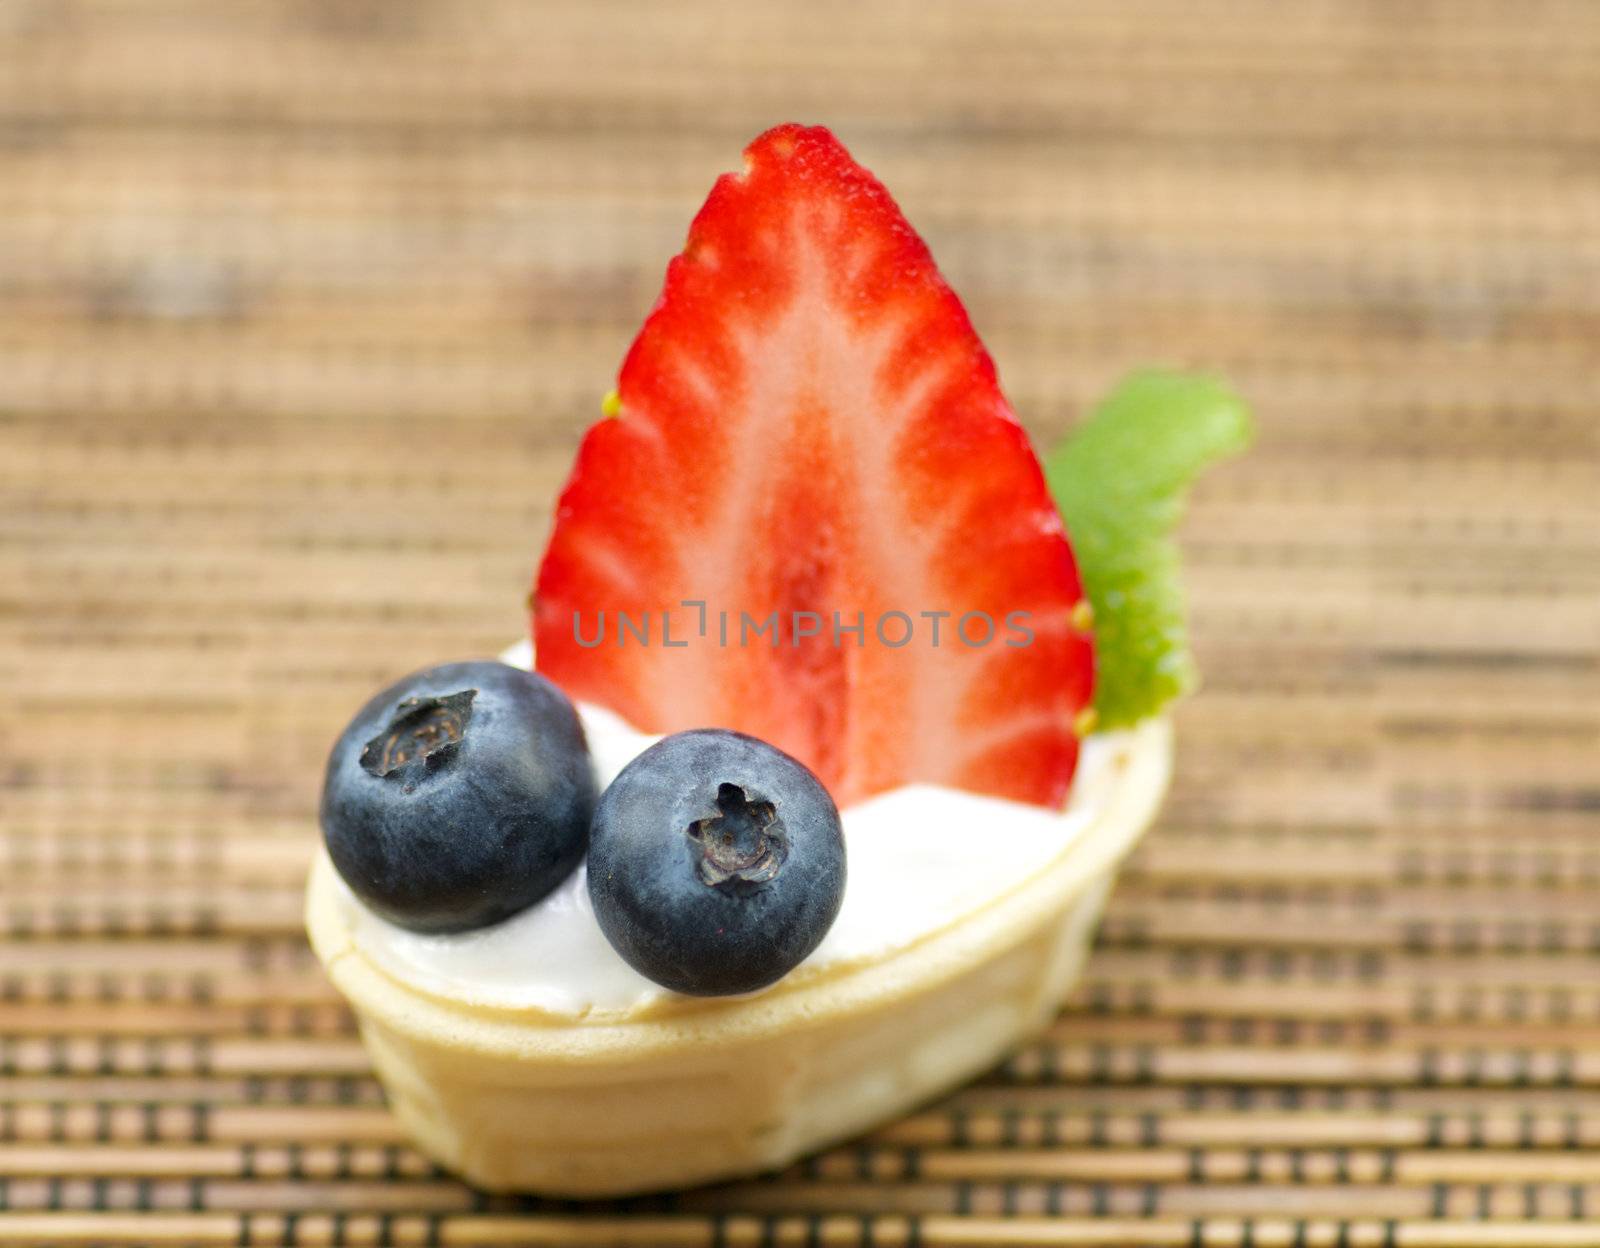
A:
[[4, 2, 1600, 1244]]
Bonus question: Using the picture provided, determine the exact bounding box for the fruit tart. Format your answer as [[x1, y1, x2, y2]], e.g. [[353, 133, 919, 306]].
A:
[[305, 124, 1251, 1195]]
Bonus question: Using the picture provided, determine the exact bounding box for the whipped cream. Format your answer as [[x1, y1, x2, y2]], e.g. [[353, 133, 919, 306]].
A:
[[333, 640, 1129, 1018]]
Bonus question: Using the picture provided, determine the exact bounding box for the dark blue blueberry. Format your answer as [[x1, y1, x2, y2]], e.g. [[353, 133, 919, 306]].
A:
[[587, 729, 846, 996], [320, 660, 595, 933]]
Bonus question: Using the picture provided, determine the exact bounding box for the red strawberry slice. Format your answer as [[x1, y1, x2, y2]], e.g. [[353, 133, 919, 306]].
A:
[[533, 124, 1092, 809]]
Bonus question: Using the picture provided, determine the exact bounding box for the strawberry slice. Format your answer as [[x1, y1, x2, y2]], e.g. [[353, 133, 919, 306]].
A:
[[533, 124, 1092, 809]]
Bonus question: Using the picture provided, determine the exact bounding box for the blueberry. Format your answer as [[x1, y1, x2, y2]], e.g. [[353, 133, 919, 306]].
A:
[[587, 729, 845, 996], [320, 661, 595, 933]]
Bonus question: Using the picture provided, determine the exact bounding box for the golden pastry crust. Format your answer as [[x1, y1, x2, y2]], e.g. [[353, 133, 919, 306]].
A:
[[306, 718, 1171, 1194]]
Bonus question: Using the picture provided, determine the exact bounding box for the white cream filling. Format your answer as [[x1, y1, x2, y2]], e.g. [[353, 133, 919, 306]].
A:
[[333, 640, 1128, 1018]]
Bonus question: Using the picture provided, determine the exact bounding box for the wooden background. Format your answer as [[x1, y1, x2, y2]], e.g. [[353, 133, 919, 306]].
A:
[[4, 1, 1599, 1244]]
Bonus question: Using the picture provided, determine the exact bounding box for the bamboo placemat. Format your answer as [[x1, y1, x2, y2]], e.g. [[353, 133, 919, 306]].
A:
[[3, 2, 1599, 1244]]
